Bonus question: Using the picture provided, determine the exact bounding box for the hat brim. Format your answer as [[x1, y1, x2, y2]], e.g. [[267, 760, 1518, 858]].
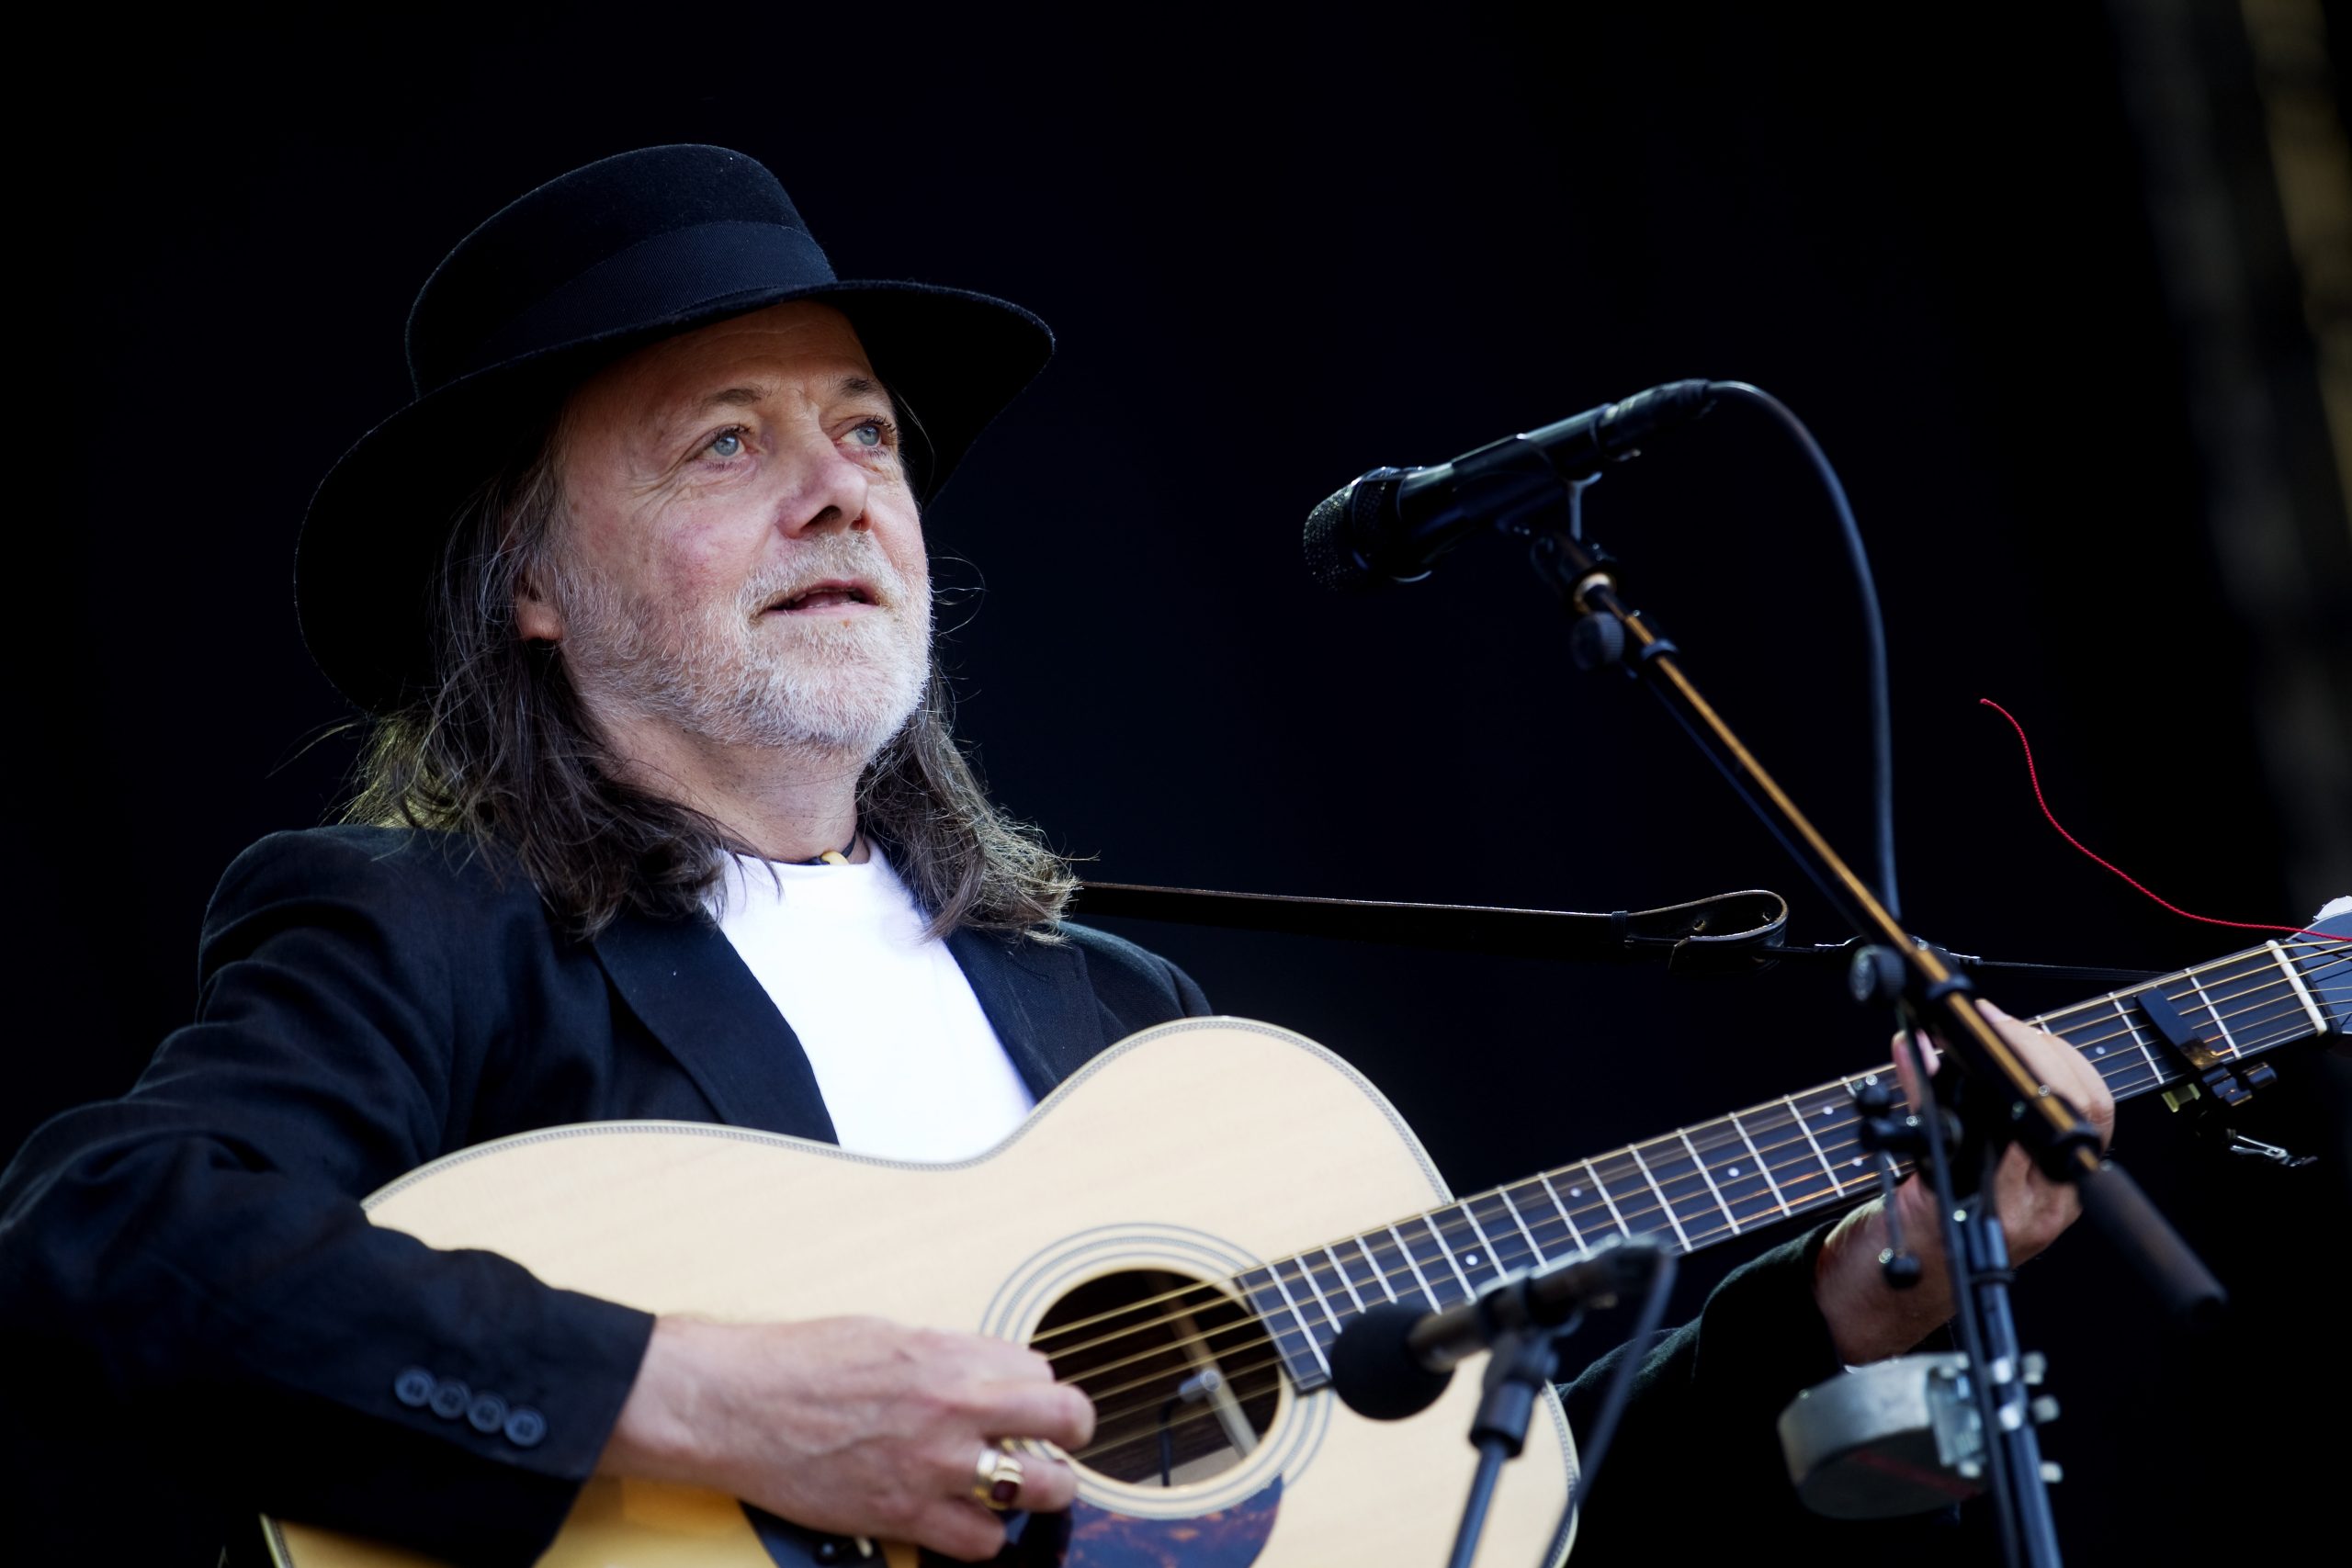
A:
[[296, 280, 1050, 716]]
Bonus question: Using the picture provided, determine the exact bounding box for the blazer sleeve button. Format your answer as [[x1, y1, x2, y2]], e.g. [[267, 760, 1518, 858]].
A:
[[428, 1378, 471, 1420], [393, 1368, 436, 1408], [503, 1407, 548, 1448], [467, 1392, 510, 1434]]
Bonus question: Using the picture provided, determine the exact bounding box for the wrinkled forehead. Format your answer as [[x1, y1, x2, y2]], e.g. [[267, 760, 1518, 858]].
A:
[[562, 300, 891, 451]]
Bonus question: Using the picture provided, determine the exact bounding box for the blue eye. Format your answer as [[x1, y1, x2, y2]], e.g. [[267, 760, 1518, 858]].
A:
[[848, 420, 885, 448], [707, 429, 745, 459]]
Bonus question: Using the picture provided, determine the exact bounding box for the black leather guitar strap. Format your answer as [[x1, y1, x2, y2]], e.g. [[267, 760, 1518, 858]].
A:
[[1070, 884, 1792, 974]]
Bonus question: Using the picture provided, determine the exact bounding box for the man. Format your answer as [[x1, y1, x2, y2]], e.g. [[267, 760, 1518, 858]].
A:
[[0, 145, 2109, 1565]]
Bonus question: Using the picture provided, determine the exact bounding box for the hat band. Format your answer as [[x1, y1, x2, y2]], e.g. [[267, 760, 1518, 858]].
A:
[[444, 220, 836, 389]]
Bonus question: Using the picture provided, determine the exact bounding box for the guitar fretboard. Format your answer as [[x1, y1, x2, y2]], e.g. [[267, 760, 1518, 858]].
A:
[[1238, 931, 2350, 1392]]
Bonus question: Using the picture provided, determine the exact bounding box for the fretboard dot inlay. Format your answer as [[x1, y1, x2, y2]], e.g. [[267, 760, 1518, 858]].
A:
[[1231, 932, 2346, 1409]]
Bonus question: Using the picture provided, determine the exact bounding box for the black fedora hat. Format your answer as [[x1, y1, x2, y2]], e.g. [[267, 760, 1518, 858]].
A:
[[297, 143, 1052, 715]]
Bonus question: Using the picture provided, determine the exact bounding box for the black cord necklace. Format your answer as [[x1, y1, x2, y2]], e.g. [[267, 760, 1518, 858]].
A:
[[791, 826, 860, 867]]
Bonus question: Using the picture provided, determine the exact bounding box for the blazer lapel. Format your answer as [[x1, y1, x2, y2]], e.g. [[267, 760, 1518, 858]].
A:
[[591, 909, 840, 1144], [947, 928, 1114, 1101]]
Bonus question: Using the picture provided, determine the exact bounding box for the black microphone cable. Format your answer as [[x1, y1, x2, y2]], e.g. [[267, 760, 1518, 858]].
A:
[[1702, 381, 1899, 920], [1306, 378, 1900, 917]]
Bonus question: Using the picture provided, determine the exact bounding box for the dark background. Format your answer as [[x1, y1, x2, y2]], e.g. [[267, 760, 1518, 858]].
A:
[[12, 4, 2350, 1562]]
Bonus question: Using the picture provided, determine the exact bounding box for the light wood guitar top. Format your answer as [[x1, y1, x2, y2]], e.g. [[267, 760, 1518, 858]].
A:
[[267, 1018, 1579, 1568]]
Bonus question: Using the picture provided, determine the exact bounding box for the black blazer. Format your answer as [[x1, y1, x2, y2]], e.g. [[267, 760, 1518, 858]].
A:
[[3, 829, 1930, 1565], [0, 827, 1210, 1564]]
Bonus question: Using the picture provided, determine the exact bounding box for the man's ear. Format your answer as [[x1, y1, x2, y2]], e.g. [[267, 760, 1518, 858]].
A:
[[514, 568, 564, 644]]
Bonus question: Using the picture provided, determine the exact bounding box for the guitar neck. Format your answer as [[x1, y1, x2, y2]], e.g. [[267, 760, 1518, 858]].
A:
[[1240, 927, 2352, 1392]]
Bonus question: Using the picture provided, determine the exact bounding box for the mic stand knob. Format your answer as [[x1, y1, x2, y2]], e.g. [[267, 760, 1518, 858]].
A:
[[1852, 1077, 1928, 1289], [1442, 1325, 1570, 1568]]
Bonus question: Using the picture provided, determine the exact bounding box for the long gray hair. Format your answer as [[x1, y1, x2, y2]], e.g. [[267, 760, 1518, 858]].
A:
[[345, 423, 1076, 942]]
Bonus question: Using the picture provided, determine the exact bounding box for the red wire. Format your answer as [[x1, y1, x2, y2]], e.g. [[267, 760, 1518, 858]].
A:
[[1978, 698, 2346, 944]]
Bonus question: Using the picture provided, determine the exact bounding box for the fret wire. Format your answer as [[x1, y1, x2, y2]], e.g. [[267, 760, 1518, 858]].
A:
[[1624, 1141, 1693, 1248], [1357, 1229, 1416, 1310], [1729, 1110, 1793, 1217], [1349, 1236, 1398, 1304], [1385, 1223, 1441, 1307], [1250, 1005, 2340, 1336], [1234, 1037, 2216, 1380], [1473, 1191, 1539, 1274], [2026, 934, 2341, 1038], [1320, 1245, 1368, 1313], [1223, 982, 2352, 1362], [1218, 974, 2352, 1348], [1582, 1158, 1635, 1239], [1495, 1184, 1549, 1264], [2052, 969, 2314, 1054], [1285, 1255, 1343, 1335], [1429, 1204, 1485, 1276], [1537, 1171, 1589, 1251], [2048, 970, 2336, 1071], [1420, 1203, 1496, 1279], [2041, 959, 2352, 1053], [1477, 974, 2349, 1269], [1456, 1201, 1508, 1281], [2109, 997, 2165, 1079], [1674, 1126, 1743, 1234], [2181, 967, 2240, 1056], [1258, 1266, 1329, 1375], [1419, 1214, 1476, 1296], [1783, 1093, 1842, 1194]]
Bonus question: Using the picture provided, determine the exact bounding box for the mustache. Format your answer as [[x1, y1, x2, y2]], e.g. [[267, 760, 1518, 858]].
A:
[[738, 536, 919, 615]]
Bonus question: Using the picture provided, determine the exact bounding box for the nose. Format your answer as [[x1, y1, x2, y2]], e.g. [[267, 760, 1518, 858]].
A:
[[774, 424, 872, 538]]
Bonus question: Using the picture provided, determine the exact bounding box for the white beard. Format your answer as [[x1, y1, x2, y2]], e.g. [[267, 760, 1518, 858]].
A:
[[554, 535, 932, 761]]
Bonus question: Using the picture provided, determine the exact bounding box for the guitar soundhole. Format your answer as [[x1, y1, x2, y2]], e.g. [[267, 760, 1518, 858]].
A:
[[1032, 1269, 1281, 1487]]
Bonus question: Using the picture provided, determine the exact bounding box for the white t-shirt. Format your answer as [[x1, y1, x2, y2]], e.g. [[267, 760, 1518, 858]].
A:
[[708, 848, 1036, 1162]]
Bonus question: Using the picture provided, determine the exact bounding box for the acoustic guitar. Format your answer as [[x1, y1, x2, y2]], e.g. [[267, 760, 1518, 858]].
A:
[[266, 917, 2349, 1568]]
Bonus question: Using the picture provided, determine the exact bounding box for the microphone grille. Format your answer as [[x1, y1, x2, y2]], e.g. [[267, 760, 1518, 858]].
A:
[[1328, 1302, 1453, 1421], [1302, 470, 1408, 593]]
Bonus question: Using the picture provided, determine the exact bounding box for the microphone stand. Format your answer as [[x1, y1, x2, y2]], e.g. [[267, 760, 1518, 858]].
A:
[[1506, 495, 2226, 1568], [1447, 1324, 1571, 1568]]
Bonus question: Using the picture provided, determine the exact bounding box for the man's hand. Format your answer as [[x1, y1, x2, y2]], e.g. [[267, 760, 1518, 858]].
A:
[[1814, 1002, 2117, 1365], [598, 1314, 1096, 1562]]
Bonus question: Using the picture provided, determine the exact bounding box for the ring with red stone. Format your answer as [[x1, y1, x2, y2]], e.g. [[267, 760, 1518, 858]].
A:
[[971, 1442, 1025, 1510]]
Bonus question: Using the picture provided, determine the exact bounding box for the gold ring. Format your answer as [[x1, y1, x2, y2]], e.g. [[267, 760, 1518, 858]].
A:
[[972, 1442, 1024, 1510]]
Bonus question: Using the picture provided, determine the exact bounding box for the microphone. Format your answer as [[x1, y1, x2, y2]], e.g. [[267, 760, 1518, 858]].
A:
[[1302, 379, 1719, 592], [1328, 1235, 1668, 1421]]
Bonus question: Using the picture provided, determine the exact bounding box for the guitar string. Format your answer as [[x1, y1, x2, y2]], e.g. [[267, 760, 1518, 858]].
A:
[[1080, 1157, 1912, 1423], [1060, 1122, 1934, 1399], [1069, 985, 2347, 1445], [2019, 937, 2343, 1033], [1027, 965, 2346, 1360], [1033, 974, 2348, 1385], [1062, 974, 2352, 1452], [2023, 942, 2348, 1045], [1060, 1025, 2230, 1399], [2025, 969, 2340, 1058], [1028, 965, 2350, 1364], [1023, 943, 2351, 1355], [1078, 1168, 1916, 1444], [1077, 1001, 2349, 1436], [1075, 1367, 1289, 1463]]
